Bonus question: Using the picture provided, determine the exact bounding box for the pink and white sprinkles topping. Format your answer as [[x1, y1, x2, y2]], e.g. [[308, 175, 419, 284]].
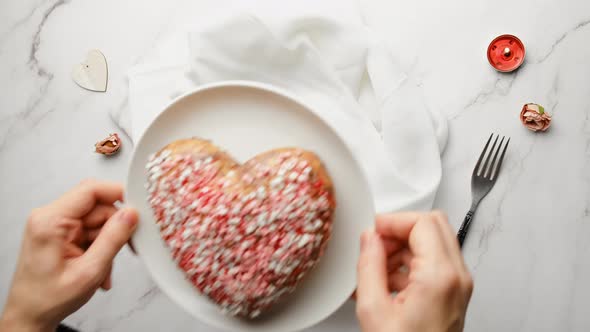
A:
[[145, 147, 334, 318]]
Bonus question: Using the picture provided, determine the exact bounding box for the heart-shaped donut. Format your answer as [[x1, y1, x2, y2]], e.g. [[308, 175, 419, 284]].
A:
[[146, 138, 335, 318]]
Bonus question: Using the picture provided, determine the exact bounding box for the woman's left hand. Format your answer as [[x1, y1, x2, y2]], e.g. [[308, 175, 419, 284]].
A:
[[0, 179, 138, 332]]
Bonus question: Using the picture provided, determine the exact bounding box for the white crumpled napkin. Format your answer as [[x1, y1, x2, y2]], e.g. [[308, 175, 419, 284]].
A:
[[112, 11, 448, 213]]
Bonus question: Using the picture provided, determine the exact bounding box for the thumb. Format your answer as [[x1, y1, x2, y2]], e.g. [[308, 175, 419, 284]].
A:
[[356, 229, 390, 317], [84, 208, 138, 270]]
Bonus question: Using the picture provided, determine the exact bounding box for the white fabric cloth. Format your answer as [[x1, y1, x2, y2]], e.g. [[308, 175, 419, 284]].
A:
[[112, 10, 448, 213]]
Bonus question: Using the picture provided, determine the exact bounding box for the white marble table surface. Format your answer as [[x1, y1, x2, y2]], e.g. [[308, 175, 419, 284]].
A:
[[1, 0, 590, 331]]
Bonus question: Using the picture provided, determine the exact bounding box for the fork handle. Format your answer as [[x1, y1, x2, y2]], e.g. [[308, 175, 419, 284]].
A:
[[457, 210, 475, 248]]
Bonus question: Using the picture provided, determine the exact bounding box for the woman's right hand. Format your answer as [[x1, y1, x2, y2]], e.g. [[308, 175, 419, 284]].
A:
[[355, 212, 474, 332]]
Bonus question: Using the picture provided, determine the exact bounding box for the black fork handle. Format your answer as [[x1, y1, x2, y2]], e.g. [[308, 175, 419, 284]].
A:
[[457, 210, 475, 248]]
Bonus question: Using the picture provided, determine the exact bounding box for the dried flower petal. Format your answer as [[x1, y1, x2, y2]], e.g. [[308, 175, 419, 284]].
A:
[[520, 103, 552, 132], [95, 133, 121, 155]]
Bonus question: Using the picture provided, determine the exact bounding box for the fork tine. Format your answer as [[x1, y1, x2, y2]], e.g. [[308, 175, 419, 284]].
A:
[[487, 136, 505, 179], [481, 134, 499, 178], [473, 134, 493, 177], [491, 137, 510, 181]]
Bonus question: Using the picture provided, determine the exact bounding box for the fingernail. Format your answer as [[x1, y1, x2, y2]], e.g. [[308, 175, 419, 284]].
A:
[[118, 209, 138, 228]]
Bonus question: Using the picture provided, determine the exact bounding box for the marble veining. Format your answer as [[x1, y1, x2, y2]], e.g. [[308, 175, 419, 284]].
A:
[[458, 74, 519, 118], [531, 18, 590, 64], [25, 0, 68, 118]]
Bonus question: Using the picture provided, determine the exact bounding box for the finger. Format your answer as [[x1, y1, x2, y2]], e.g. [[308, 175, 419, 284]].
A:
[[388, 271, 410, 291], [65, 221, 84, 245], [375, 212, 422, 240], [83, 205, 118, 228], [350, 239, 398, 301], [356, 230, 390, 315], [27, 213, 81, 247], [81, 208, 138, 271], [87, 228, 133, 248], [64, 243, 84, 259], [128, 239, 137, 255], [387, 252, 403, 272], [383, 238, 402, 255], [408, 213, 449, 260], [401, 251, 412, 270], [430, 211, 466, 270], [86, 228, 102, 243], [100, 264, 113, 291], [429, 212, 473, 296], [387, 249, 412, 272], [101, 274, 112, 291], [49, 180, 123, 218]]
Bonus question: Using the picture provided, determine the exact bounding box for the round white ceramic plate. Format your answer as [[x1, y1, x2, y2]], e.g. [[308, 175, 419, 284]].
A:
[[126, 81, 374, 332]]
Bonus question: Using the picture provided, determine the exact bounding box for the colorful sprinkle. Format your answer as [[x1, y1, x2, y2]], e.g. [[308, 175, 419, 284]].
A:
[[146, 144, 335, 318]]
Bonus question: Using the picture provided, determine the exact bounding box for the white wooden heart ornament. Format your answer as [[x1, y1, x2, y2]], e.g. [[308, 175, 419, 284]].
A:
[[72, 49, 108, 92]]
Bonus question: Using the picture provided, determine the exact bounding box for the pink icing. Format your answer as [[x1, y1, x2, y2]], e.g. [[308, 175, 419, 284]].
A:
[[145, 149, 334, 318]]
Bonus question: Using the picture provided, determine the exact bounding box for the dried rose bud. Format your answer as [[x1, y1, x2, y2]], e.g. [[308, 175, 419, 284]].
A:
[[520, 103, 551, 132], [95, 133, 121, 155]]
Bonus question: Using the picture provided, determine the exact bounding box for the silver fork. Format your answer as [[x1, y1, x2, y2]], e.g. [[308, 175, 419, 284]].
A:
[[457, 133, 510, 248]]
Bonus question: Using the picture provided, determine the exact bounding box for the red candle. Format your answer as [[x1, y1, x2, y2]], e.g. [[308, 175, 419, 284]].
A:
[[487, 34, 525, 72]]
